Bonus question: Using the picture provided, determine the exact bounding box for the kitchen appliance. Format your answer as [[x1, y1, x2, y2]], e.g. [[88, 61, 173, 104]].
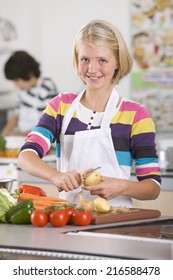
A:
[[0, 178, 17, 192], [166, 147, 173, 170]]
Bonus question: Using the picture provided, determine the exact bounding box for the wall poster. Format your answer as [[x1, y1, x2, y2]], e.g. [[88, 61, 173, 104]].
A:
[[131, 0, 173, 132]]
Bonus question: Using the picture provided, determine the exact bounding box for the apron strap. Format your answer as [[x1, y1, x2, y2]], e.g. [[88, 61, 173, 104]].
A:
[[101, 88, 120, 129], [61, 89, 85, 135]]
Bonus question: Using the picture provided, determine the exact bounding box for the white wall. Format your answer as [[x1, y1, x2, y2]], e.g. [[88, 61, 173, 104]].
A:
[[40, 0, 131, 96], [0, 0, 42, 89], [0, 0, 131, 97]]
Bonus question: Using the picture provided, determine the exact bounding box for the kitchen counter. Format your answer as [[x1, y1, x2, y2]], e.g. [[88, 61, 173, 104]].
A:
[[0, 216, 173, 260], [1, 163, 173, 260]]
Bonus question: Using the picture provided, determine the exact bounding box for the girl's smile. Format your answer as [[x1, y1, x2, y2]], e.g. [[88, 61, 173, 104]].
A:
[[77, 42, 118, 91]]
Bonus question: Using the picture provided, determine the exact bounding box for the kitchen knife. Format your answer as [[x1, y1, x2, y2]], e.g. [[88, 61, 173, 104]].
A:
[[82, 166, 101, 180]]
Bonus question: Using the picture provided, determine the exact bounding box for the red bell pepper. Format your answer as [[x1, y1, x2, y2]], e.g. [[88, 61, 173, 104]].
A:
[[18, 184, 47, 197]]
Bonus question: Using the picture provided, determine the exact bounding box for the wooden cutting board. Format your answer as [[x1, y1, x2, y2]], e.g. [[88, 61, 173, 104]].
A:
[[91, 208, 161, 225]]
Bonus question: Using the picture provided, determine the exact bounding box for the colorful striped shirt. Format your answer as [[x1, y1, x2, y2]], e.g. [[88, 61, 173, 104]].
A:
[[21, 92, 161, 185]]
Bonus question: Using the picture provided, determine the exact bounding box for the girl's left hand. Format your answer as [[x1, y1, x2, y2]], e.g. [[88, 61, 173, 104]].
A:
[[83, 176, 128, 200]]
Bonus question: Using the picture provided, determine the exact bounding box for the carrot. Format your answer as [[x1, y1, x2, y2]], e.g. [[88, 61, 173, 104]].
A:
[[33, 201, 66, 211], [33, 200, 59, 206], [33, 200, 65, 207], [33, 201, 57, 210], [19, 192, 68, 202]]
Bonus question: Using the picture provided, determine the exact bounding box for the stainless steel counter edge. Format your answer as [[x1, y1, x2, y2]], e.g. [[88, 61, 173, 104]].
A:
[[0, 216, 173, 260]]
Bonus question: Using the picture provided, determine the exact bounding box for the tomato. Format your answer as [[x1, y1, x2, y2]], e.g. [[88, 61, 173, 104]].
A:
[[49, 209, 68, 227], [72, 210, 92, 226], [64, 207, 75, 224], [30, 210, 48, 227]]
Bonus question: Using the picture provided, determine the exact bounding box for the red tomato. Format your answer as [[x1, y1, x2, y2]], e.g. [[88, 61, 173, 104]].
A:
[[30, 210, 48, 227], [49, 209, 68, 227], [72, 210, 92, 226], [64, 207, 75, 224]]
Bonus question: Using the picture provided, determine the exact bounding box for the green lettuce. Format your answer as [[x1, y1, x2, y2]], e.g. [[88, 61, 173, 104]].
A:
[[0, 188, 17, 221]]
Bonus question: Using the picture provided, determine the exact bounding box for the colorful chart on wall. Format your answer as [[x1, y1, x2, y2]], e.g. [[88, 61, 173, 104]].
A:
[[131, 0, 173, 132]]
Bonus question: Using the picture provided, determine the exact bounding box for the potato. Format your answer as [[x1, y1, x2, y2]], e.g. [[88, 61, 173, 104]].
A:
[[94, 197, 110, 213], [83, 171, 102, 186], [76, 199, 95, 211]]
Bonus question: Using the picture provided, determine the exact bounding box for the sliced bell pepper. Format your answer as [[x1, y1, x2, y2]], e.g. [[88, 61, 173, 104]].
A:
[[18, 184, 47, 196]]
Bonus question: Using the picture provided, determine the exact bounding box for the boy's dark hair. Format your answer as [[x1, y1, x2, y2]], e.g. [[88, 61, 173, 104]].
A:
[[4, 50, 41, 80]]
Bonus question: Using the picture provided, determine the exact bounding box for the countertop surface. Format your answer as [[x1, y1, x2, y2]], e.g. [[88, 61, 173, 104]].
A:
[[0, 216, 173, 260], [1, 161, 173, 260]]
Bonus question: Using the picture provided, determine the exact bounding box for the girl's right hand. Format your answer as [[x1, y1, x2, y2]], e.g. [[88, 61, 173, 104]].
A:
[[50, 170, 82, 192]]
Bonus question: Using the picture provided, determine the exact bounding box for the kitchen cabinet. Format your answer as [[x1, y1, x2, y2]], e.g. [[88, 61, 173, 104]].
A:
[[133, 191, 173, 216]]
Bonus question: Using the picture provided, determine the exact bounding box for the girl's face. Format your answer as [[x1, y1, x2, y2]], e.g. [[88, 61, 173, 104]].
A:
[[77, 42, 118, 92]]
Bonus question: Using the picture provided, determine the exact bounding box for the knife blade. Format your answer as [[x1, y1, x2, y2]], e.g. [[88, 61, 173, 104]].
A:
[[82, 166, 101, 180]]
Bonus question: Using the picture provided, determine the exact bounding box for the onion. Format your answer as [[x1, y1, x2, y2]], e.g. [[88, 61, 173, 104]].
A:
[[76, 193, 95, 211]]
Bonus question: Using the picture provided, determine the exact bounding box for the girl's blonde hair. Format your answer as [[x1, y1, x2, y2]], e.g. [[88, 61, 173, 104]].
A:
[[73, 19, 133, 85]]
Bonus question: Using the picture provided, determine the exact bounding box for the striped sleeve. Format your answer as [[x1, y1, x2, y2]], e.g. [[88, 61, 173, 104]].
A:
[[20, 92, 77, 157], [129, 102, 161, 185]]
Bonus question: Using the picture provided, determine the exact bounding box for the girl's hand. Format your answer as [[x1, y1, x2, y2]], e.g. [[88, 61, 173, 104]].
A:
[[83, 176, 128, 200], [50, 170, 82, 192]]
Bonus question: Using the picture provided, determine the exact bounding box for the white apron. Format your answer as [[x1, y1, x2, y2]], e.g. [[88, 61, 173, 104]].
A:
[[59, 88, 132, 207]]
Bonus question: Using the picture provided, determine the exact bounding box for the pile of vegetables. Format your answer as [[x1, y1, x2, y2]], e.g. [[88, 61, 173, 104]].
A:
[[0, 170, 112, 228], [16, 185, 93, 227], [0, 187, 36, 224], [0, 184, 95, 227], [30, 207, 92, 227], [0, 184, 67, 225]]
